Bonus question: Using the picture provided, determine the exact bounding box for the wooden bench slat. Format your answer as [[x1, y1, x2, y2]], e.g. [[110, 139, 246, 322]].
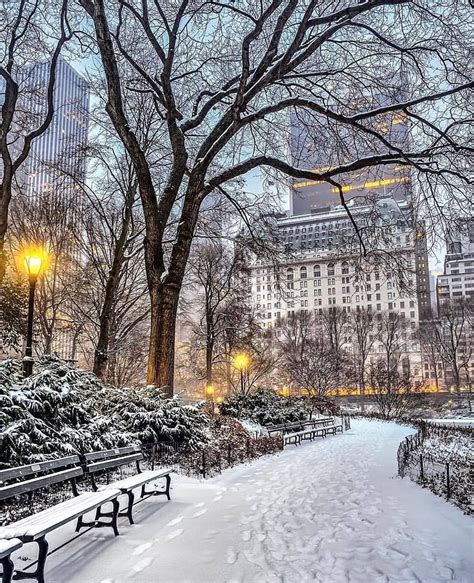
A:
[[83, 446, 141, 462], [0, 456, 81, 484], [101, 468, 172, 493], [0, 467, 83, 500], [86, 453, 143, 474]]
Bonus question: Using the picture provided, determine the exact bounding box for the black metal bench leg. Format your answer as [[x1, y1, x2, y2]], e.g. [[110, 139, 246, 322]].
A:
[[36, 537, 48, 583], [75, 515, 83, 532], [95, 505, 102, 521], [14, 537, 49, 583], [111, 498, 120, 536], [164, 474, 171, 500], [126, 491, 135, 525], [1, 556, 14, 583]]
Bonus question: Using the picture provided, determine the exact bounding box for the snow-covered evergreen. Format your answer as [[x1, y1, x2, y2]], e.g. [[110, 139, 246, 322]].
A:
[[220, 388, 309, 426], [0, 356, 210, 467]]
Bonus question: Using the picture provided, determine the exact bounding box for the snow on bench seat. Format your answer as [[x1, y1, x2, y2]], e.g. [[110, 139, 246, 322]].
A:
[[0, 490, 120, 541], [99, 468, 172, 493], [284, 424, 343, 446], [0, 538, 22, 559]]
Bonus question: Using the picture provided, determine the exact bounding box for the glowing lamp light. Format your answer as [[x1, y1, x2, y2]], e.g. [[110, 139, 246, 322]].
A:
[[22, 247, 48, 278], [234, 353, 250, 370], [205, 384, 215, 397], [216, 396, 224, 405]]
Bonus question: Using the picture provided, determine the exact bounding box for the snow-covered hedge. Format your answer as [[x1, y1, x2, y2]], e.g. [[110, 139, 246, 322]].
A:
[[399, 424, 473, 514], [219, 388, 309, 426], [0, 356, 210, 468]]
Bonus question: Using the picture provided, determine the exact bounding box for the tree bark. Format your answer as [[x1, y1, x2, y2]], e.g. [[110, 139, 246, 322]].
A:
[[146, 282, 180, 397]]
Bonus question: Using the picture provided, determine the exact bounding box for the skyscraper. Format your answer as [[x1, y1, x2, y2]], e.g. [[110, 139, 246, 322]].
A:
[[15, 58, 89, 205], [3, 58, 90, 360], [289, 92, 411, 216]]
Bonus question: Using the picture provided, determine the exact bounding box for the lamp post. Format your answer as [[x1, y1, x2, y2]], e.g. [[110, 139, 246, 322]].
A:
[[234, 353, 250, 394], [22, 249, 45, 378]]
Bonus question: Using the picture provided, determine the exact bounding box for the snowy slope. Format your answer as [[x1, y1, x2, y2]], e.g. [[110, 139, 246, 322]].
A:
[[12, 420, 474, 582]]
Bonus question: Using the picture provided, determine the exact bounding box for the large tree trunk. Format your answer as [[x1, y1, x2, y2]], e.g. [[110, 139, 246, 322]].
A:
[[146, 282, 180, 397], [0, 176, 13, 285], [93, 270, 120, 379], [205, 305, 214, 385]]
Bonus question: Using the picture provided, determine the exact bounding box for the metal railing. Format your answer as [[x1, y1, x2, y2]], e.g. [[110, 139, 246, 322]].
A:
[[397, 424, 473, 513], [142, 434, 284, 479]]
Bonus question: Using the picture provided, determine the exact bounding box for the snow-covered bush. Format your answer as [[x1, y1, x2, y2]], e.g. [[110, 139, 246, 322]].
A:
[[0, 356, 210, 468], [219, 388, 309, 426]]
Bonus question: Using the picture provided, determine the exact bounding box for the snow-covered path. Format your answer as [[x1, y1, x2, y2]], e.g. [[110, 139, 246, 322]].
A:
[[14, 420, 474, 582]]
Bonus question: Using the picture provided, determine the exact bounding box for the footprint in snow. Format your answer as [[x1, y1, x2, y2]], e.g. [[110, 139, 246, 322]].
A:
[[166, 529, 184, 540], [166, 516, 183, 527], [132, 542, 152, 556], [192, 508, 207, 517], [132, 557, 153, 573], [226, 548, 238, 564], [194, 502, 205, 508], [387, 546, 409, 559], [213, 495, 223, 501]]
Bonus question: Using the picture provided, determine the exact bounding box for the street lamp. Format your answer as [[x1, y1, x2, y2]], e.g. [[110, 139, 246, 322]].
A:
[[205, 383, 215, 414], [234, 352, 250, 394], [21, 247, 46, 378]]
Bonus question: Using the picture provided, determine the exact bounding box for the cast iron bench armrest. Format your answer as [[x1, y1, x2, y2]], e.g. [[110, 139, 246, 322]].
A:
[[0, 538, 22, 583]]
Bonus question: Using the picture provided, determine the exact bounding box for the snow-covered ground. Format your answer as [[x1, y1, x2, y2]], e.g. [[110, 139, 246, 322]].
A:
[[11, 420, 473, 582]]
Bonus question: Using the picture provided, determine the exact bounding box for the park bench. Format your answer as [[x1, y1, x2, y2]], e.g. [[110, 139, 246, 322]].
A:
[[83, 446, 172, 526], [322, 423, 343, 436], [267, 417, 334, 436], [283, 421, 343, 446], [0, 456, 120, 583], [284, 427, 326, 446], [0, 538, 22, 583]]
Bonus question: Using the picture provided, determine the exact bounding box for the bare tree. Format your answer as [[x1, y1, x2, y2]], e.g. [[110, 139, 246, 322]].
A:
[[435, 298, 473, 399], [349, 307, 375, 410], [369, 359, 421, 419], [369, 311, 422, 418], [78, 0, 473, 394], [183, 239, 238, 385], [0, 0, 72, 282], [67, 154, 149, 381], [277, 311, 341, 414], [418, 319, 444, 390], [231, 336, 276, 396]]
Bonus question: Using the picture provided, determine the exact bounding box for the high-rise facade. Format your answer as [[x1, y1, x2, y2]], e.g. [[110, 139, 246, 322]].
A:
[[15, 58, 89, 204], [246, 198, 429, 382], [289, 92, 411, 216], [2, 58, 90, 360], [437, 221, 474, 306], [432, 221, 474, 389]]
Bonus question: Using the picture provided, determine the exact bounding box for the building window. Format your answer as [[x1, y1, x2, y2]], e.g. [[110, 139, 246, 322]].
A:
[[328, 263, 335, 276], [341, 262, 349, 275], [300, 266, 307, 279], [314, 264, 321, 277]]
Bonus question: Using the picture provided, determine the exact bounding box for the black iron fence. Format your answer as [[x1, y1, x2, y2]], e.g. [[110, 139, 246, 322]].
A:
[[142, 434, 284, 479], [397, 424, 473, 514]]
